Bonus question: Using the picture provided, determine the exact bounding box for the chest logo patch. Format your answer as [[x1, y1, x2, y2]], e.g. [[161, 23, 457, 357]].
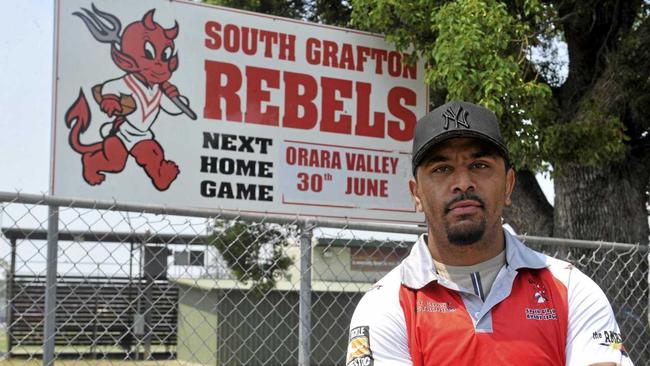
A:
[[528, 278, 548, 304], [525, 307, 557, 320], [416, 299, 456, 313], [525, 277, 557, 320]]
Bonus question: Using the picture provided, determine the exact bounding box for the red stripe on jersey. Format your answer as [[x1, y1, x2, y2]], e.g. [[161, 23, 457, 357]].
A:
[[125, 75, 162, 122]]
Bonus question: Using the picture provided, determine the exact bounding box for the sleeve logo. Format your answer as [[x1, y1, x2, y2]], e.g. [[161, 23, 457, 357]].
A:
[[346, 326, 374, 366], [593, 331, 629, 358]]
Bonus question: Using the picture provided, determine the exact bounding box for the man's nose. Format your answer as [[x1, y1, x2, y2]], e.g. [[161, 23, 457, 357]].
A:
[[452, 168, 476, 193]]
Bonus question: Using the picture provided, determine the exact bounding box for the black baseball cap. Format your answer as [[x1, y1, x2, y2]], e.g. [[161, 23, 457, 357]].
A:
[[411, 101, 509, 175]]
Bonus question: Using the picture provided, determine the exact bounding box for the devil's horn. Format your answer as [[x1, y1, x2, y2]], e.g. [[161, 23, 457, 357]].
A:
[[142, 9, 156, 31], [164, 21, 179, 40]]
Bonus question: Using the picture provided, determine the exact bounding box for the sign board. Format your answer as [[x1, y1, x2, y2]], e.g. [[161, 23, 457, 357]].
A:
[[51, 0, 427, 223]]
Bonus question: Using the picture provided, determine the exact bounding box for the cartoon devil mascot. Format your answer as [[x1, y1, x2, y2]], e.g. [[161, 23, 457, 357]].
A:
[[64, 5, 196, 191]]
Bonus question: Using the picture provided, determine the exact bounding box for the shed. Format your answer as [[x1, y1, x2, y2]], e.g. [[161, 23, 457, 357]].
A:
[[173, 235, 413, 366], [174, 278, 370, 366]]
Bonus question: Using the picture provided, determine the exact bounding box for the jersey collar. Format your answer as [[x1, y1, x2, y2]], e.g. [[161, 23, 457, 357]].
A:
[[401, 229, 548, 290]]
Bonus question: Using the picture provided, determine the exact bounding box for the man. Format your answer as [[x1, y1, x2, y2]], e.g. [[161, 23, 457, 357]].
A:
[[346, 101, 632, 366]]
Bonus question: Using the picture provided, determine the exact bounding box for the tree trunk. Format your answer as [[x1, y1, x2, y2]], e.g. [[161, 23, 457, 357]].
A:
[[554, 158, 649, 363], [503, 169, 554, 236], [553, 160, 649, 244]]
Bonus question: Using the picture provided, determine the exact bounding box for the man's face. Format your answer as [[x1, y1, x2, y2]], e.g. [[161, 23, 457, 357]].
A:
[[409, 137, 515, 246]]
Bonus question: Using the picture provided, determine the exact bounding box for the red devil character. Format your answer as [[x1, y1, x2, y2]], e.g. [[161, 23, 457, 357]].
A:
[[64, 4, 196, 191]]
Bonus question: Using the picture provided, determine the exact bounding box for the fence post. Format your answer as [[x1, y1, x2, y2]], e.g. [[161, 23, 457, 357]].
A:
[[43, 206, 59, 366], [298, 221, 313, 366], [7, 237, 16, 355]]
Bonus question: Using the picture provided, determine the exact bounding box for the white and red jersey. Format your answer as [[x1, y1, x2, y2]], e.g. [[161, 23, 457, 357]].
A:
[[101, 74, 182, 149], [347, 230, 633, 366]]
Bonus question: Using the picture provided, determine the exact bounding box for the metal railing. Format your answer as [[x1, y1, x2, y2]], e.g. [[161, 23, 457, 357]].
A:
[[0, 191, 647, 365]]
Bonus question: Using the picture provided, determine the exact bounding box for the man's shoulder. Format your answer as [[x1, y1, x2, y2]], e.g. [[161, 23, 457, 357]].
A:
[[360, 265, 403, 301], [353, 265, 404, 317], [541, 252, 574, 273], [529, 249, 606, 299], [348, 265, 412, 365]]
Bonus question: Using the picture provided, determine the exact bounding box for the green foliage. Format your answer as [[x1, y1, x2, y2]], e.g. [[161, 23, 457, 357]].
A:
[[205, 0, 352, 25], [540, 104, 629, 174], [429, 1, 554, 172], [210, 220, 296, 292], [307, 0, 352, 27], [350, 0, 634, 173], [204, 0, 308, 19], [204, 0, 638, 173], [350, 0, 438, 54]]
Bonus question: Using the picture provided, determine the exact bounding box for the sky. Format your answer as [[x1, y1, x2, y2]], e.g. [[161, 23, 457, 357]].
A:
[[0, 0, 556, 203], [0, 0, 53, 193]]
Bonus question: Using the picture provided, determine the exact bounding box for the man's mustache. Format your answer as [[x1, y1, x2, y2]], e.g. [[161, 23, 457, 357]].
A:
[[444, 193, 485, 214]]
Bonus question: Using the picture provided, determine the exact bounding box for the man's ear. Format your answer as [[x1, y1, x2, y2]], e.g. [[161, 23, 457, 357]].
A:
[[409, 177, 424, 212], [504, 168, 516, 206]]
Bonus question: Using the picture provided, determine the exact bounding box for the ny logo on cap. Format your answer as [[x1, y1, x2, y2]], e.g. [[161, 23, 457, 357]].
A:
[[442, 106, 471, 130]]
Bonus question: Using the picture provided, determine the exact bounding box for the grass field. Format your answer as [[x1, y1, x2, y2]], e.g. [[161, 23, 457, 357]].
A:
[[0, 330, 201, 365], [0, 354, 198, 366], [0, 331, 196, 365]]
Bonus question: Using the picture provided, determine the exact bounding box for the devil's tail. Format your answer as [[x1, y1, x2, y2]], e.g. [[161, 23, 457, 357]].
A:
[[65, 89, 102, 154]]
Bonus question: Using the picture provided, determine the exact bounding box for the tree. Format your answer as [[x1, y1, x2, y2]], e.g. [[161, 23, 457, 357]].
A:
[[210, 220, 296, 292], [307, 0, 352, 27], [350, 1, 650, 360], [349, 0, 650, 246], [204, 0, 309, 19], [205, 0, 353, 25], [199, 0, 647, 356]]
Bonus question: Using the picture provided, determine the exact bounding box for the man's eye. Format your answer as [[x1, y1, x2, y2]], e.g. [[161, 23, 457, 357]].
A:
[[432, 166, 451, 174], [472, 162, 488, 169]]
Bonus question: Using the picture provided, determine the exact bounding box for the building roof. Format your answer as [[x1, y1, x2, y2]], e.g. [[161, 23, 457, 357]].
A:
[[1, 227, 211, 245], [315, 237, 413, 249], [171, 278, 374, 293]]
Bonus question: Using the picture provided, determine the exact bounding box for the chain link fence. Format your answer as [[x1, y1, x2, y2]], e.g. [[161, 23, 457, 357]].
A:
[[0, 191, 647, 365]]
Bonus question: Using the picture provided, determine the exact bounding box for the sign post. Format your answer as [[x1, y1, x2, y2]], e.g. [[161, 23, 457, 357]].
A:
[[43, 206, 59, 366]]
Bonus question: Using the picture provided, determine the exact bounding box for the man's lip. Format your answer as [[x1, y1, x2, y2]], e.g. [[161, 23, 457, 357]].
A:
[[448, 200, 483, 211], [448, 206, 481, 216]]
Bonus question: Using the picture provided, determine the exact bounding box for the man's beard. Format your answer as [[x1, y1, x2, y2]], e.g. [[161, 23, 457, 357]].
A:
[[443, 192, 486, 246], [445, 217, 486, 245]]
